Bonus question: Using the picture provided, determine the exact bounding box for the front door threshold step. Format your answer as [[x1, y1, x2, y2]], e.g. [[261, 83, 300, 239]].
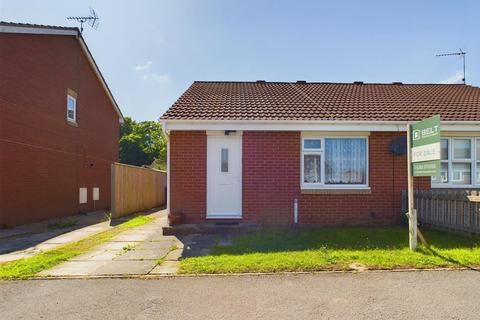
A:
[[163, 222, 262, 236]]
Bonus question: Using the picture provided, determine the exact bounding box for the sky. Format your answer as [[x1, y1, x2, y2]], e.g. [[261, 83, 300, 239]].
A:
[[1, 0, 479, 121]]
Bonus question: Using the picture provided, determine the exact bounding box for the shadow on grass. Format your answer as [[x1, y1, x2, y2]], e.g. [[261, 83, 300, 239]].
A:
[[208, 226, 480, 256], [420, 243, 480, 272], [0, 211, 109, 255]]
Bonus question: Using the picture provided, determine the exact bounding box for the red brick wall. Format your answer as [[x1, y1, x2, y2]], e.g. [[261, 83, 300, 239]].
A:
[[170, 130, 430, 225], [169, 131, 206, 224], [0, 33, 120, 226], [297, 132, 430, 225], [242, 131, 301, 224]]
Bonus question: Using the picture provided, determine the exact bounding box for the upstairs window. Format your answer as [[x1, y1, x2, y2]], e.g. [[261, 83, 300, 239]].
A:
[[67, 94, 76, 122]]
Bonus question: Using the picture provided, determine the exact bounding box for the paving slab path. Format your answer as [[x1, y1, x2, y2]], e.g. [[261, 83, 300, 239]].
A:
[[40, 209, 182, 277], [0, 211, 111, 263]]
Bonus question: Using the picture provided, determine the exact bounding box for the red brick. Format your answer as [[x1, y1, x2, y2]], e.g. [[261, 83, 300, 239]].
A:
[[169, 131, 430, 226], [0, 33, 119, 226]]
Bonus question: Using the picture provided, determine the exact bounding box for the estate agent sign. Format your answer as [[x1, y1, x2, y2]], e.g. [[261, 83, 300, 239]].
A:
[[407, 115, 441, 250], [410, 115, 441, 176]]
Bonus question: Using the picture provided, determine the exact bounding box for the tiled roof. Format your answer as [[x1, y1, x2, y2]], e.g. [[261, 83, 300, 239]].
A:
[[161, 81, 480, 122]]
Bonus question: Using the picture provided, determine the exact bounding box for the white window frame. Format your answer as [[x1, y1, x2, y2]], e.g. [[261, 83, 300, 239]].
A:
[[67, 94, 77, 122], [432, 137, 480, 188], [301, 135, 369, 190], [477, 139, 480, 185]]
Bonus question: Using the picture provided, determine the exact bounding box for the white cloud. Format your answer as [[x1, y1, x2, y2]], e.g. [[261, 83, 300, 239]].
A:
[[151, 73, 170, 84], [134, 61, 153, 72], [439, 70, 464, 84], [134, 61, 170, 85]]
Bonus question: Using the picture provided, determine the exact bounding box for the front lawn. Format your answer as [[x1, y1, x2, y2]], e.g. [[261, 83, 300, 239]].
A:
[[179, 226, 480, 274], [0, 215, 155, 279]]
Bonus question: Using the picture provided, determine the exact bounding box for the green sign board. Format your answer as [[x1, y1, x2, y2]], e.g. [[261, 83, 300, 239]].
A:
[[410, 115, 441, 177], [412, 161, 439, 176]]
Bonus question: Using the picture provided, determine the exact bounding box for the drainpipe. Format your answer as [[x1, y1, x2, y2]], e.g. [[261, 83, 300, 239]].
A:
[[293, 198, 298, 224]]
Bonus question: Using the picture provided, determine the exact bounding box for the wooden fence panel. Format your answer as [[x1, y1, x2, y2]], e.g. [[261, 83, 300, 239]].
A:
[[111, 163, 166, 218], [402, 189, 480, 236]]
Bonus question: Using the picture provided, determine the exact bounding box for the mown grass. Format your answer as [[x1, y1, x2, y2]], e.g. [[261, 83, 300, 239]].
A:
[[0, 215, 155, 280], [179, 226, 480, 274]]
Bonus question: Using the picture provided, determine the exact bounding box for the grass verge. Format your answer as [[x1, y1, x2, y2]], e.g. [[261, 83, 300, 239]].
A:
[[0, 215, 155, 280], [179, 226, 480, 274]]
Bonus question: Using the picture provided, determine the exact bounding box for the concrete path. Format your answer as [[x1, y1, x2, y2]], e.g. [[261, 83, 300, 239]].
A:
[[2, 270, 479, 320], [39, 209, 183, 277], [0, 211, 110, 263]]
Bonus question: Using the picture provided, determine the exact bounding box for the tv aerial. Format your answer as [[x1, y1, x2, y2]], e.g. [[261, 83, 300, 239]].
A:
[[67, 7, 99, 33], [436, 49, 466, 84]]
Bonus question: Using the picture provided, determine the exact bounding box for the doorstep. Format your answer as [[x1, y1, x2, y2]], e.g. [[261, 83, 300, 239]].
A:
[[163, 222, 262, 236]]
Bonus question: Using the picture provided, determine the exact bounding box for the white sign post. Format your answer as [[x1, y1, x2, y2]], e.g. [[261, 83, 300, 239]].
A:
[[406, 124, 417, 250]]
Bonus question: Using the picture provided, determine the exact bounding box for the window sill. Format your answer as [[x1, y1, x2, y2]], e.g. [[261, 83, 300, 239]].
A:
[[432, 185, 480, 189], [301, 187, 371, 195], [67, 120, 78, 127]]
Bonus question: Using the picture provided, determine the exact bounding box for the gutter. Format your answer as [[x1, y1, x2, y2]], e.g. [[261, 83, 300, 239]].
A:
[[160, 119, 480, 133]]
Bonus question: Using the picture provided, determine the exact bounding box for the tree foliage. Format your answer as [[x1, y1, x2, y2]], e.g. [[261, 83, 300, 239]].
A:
[[119, 117, 166, 170]]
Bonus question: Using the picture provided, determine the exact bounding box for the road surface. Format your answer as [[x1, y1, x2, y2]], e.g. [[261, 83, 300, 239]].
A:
[[1, 270, 479, 319]]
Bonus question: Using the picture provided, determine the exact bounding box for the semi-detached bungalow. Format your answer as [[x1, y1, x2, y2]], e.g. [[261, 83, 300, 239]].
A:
[[160, 81, 480, 225]]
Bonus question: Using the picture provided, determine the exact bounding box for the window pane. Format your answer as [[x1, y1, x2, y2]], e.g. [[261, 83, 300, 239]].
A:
[[453, 139, 471, 159], [325, 138, 366, 184], [67, 96, 76, 120], [304, 139, 321, 149], [432, 163, 448, 184], [440, 139, 448, 160], [477, 163, 480, 184], [221, 148, 228, 172], [476, 140, 480, 159], [452, 163, 471, 185], [304, 154, 321, 183], [67, 97, 75, 109]]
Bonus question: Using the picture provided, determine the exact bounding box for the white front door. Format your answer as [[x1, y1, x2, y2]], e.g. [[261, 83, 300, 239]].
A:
[[207, 134, 242, 218]]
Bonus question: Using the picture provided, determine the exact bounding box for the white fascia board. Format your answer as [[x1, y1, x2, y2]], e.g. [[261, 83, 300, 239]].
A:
[[0, 25, 78, 36], [163, 120, 402, 132], [162, 120, 480, 133]]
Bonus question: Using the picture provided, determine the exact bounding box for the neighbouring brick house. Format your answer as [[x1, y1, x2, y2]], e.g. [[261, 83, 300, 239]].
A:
[[0, 22, 123, 226], [161, 81, 480, 225]]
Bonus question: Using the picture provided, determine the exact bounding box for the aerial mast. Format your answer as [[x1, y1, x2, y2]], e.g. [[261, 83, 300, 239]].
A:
[[436, 49, 466, 84], [66, 7, 99, 34]]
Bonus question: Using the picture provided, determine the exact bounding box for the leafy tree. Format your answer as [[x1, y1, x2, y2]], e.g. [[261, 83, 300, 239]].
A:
[[120, 116, 135, 136], [119, 117, 166, 170]]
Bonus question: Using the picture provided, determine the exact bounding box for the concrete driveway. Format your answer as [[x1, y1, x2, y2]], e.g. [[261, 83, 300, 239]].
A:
[[1, 270, 479, 320]]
